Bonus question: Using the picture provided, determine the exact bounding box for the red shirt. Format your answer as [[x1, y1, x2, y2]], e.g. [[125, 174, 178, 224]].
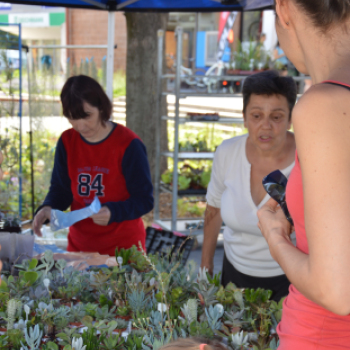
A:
[[46, 123, 153, 256], [278, 152, 350, 349]]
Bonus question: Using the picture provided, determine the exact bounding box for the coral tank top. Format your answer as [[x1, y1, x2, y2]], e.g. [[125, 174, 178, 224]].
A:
[[278, 151, 350, 349]]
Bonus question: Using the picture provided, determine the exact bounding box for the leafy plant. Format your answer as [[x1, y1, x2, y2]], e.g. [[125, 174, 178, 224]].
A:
[[126, 333, 143, 350], [6, 329, 23, 350], [178, 176, 191, 190], [127, 290, 150, 316], [21, 324, 43, 350], [100, 333, 125, 350], [116, 306, 130, 317], [95, 305, 117, 321], [81, 327, 101, 350], [180, 299, 197, 324], [205, 304, 224, 331]]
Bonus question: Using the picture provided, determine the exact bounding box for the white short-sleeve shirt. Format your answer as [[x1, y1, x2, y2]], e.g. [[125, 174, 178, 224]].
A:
[[206, 134, 296, 277]]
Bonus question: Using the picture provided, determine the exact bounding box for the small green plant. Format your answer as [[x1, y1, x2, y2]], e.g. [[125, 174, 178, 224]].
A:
[[116, 306, 130, 317], [100, 333, 125, 350], [125, 333, 143, 350], [127, 290, 149, 316], [115, 247, 132, 266], [81, 327, 101, 350], [21, 324, 43, 350]]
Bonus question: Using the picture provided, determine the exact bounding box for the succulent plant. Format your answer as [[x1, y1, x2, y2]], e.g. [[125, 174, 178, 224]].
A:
[[29, 285, 50, 300], [7, 299, 22, 330], [71, 337, 86, 350], [127, 290, 150, 315], [194, 282, 218, 307], [21, 324, 43, 350], [180, 299, 197, 324], [230, 331, 250, 350], [142, 329, 172, 350], [95, 305, 117, 321], [205, 304, 224, 331]]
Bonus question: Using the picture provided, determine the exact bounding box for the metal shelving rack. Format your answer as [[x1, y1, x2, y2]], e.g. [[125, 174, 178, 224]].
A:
[[154, 27, 244, 231]]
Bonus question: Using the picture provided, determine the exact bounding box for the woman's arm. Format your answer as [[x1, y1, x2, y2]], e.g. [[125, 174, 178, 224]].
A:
[[102, 139, 153, 223], [201, 204, 222, 276], [200, 142, 227, 275], [258, 84, 350, 315], [33, 137, 73, 235]]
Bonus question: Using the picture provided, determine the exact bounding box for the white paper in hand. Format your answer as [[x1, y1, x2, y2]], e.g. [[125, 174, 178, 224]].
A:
[[50, 196, 101, 231]]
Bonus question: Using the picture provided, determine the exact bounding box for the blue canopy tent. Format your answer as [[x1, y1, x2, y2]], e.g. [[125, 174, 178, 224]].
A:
[[0, 0, 273, 11], [0, 0, 274, 99]]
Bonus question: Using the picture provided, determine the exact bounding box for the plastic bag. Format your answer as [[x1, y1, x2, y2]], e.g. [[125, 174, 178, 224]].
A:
[[50, 196, 101, 231]]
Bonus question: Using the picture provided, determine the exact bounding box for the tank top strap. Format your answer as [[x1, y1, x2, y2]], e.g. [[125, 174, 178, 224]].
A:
[[321, 80, 350, 91]]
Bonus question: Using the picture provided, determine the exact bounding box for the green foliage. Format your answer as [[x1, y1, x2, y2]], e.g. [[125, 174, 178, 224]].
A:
[[178, 175, 191, 190], [160, 170, 172, 184], [0, 247, 286, 349], [199, 169, 212, 188], [206, 271, 221, 287], [0, 334, 8, 350], [23, 271, 39, 285], [113, 70, 126, 97], [126, 333, 143, 350], [188, 320, 214, 338], [42, 341, 59, 350], [6, 329, 23, 350], [81, 327, 101, 350], [127, 290, 149, 316], [115, 247, 132, 266], [100, 333, 125, 350], [116, 306, 130, 317]]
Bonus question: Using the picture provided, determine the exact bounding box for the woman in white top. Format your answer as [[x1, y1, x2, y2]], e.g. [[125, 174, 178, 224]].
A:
[[201, 70, 297, 301]]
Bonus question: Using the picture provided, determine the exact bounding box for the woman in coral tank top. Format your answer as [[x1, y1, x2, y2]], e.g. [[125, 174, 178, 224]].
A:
[[257, 0, 350, 349]]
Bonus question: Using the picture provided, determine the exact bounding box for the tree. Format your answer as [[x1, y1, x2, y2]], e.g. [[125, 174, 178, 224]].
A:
[[125, 12, 169, 183]]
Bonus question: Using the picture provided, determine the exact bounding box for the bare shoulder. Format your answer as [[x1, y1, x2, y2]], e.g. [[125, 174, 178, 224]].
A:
[[293, 83, 350, 169], [293, 83, 350, 140]]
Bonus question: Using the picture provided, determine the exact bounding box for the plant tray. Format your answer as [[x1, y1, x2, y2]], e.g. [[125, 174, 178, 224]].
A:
[[161, 183, 207, 196], [187, 112, 220, 121], [179, 188, 207, 195], [0, 227, 21, 233], [145, 226, 194, 265]]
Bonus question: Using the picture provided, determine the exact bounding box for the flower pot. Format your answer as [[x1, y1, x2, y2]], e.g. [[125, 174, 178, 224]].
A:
[[69, 322, 83, 328], [113, 328, 127, 333], [115, 315, 132, 321]]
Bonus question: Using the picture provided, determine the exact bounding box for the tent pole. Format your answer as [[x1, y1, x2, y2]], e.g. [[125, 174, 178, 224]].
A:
[[18, 23, 23, 219], [106, 11, 115, 102], [154, 30, 164, 222], [171, 27, 183, 231]]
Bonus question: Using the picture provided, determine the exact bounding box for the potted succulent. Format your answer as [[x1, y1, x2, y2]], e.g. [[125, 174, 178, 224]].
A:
[[0, 245, 284, 350]]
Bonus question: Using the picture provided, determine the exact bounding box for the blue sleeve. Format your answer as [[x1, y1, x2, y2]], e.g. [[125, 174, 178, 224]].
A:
[[104, 138, 154, 223], [36, 137, 73, 214]]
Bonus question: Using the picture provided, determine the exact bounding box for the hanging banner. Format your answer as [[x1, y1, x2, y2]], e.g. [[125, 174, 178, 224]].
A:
[[217, 11, 237, 61], [9, 13, 50, 27]]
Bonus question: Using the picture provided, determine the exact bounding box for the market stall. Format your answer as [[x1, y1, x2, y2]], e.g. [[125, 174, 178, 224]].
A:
[[0, 0, 279, 348]]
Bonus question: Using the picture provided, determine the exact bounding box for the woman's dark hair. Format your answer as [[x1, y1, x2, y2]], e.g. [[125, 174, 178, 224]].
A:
[[60, 75, 112, 124], [287, 0, 350, 30], [242, 70, 297, 120]]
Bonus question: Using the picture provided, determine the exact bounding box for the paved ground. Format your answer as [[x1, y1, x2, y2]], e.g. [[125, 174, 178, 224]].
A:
[[188, 243, 225, 276]]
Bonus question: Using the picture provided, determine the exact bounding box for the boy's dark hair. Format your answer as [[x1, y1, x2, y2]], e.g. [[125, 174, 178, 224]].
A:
[[242, 70, 297, 120], [60, 75, 112, 124], [294, 0, 350, 31]]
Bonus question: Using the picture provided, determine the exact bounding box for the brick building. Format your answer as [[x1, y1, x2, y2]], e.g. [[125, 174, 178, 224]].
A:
[[66, 9, 127, 72]]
